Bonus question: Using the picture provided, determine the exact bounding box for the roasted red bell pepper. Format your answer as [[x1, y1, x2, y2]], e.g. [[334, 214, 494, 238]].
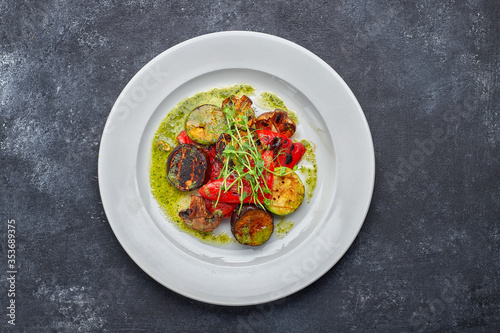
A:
[[256, 130, 305, 169], [199, 151, 274, 204], [208, 155, 223, 182], [205, 199, 238, 218], [176, 131, 195, 145]]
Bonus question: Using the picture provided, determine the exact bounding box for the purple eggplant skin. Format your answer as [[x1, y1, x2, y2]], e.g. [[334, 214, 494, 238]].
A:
[[230, 205, 274, 246]]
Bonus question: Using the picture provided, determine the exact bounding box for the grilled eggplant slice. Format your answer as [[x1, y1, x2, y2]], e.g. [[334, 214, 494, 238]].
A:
[[265, 167, 304, 215], [179, 196, 222, 232], [166, 144, 209, 191], [185, 104, 227, 145], [231, 205, 274, 246]]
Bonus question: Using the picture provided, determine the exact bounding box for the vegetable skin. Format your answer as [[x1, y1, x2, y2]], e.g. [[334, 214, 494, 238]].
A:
[[185, 104, 226, 145], [230, 205, 274, 246], [221, 95, 255, 129], [255, 109, 296, 137], [166, 144, 209, 191]]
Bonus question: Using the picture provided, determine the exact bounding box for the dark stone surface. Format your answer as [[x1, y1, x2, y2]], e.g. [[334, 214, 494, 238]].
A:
[[1, 0, 499, 332]]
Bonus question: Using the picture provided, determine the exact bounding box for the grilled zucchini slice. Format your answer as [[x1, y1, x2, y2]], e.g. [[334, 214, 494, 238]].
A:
[[265, 167, 305, 215], [185, 104, 226, 145]]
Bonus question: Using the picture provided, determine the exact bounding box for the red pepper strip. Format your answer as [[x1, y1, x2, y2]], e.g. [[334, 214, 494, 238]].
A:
[[256, 130, 305, 169], [205, 199, 237, 218], [278, 140, 305, 169], [208, 156, 223, 182], [260, 150, 274, 199], [199, 178, 249, 203], [199, 151, 274, 204], [176, 131, 195, 145]]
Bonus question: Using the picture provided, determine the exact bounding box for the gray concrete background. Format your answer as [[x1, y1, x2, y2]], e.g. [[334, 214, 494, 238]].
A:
[[1, 1, 499, 332]]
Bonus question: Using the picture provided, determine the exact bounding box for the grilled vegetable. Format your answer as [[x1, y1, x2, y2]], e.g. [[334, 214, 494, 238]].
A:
[[215, 133, 232, 160], [221, 95, 255, 129], [207, 155, 223, 182], [177, 130, 222, 182], [255, 109, 296, 137], [265, 167, 305, 215], [256, 130, 306, 169], [199, 151, 274, 204], [199, 176, 271, 204], [185, 104, 227, 145], [205, 199, 238, 218], [214, 131, 250, 166], [176, 130, 195, 145], [230, 205, 274, 246], [166, 144, 209, 191], [279, 140, 306, 169], [179, 196, 222, 232]]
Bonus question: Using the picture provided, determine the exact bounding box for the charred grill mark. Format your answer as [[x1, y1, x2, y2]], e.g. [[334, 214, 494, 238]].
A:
[[285, 153, 293, 165], [257, 109, 296, 137], [271, 137, 281, 151], [178, 209, 192, 219], [167, 144, 209, 191], [215, 133, 231, 159], [274, 112, 283, 124]]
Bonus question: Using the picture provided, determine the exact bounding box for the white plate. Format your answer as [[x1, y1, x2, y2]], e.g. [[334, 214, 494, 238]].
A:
[[98, 31, 375, 306]]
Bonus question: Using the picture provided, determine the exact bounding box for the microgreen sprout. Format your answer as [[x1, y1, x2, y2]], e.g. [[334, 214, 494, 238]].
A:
[[215, 105, 274, 210]]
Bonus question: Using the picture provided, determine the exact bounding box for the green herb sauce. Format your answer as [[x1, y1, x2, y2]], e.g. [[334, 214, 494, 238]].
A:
[[149, 84, 317, 245], [275, 217, 295, 239], [257, 92, 299, 124], [299, 140, 317, 203], [150, 84, 254, 245]]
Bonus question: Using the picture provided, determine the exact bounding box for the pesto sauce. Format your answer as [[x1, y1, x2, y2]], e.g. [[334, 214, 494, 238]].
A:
[[257, 92, 299, 124], [275, 217, 294, 239], [150, 84, 254, 245], [299, 140, 318, 203], [149, 84, 318, 245]]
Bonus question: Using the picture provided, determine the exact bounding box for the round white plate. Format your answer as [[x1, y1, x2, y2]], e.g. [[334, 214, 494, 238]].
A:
[[98, 31, 374, 306]]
